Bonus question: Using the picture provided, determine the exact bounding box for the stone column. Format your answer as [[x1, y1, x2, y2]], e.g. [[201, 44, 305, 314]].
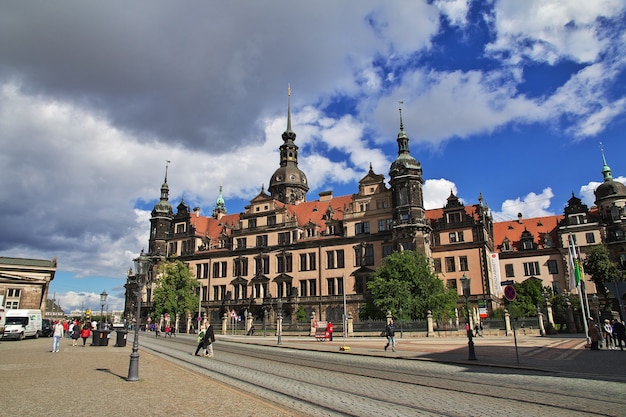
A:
[[347, 313, 354, 337], [538, 310, 546, 336], [505, 309, 513, 336], [175, 313, 180, 334], [546, 301, 555, 326], [186, 311, 191, 334], [310, 311, 316, 337], [246, 312, 253, 335], [427, 310, 435, 337], [221, 312, 228, 335]]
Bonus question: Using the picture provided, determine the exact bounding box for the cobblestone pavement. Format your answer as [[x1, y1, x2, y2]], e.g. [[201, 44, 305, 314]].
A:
[[1, 332, 624, 417], [0, 335, 300, 417]]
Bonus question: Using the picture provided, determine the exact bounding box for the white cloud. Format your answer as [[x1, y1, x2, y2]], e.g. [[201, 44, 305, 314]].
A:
[[433, 0, 471, 26], [487, 0, 625, 64], [492, 188, 555, 221], [423, 178, 459, 210]]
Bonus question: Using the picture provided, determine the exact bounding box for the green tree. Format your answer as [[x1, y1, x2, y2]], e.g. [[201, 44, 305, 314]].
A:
[[583, 245, 623, 296], [510, 278, 545, 318], [151, 258, 199, 323], [295, 305, 307, 323], [362, 250, 458, 321]]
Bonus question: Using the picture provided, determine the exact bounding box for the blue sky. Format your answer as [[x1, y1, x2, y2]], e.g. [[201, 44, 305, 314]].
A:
[[1, 1, 625, 313]]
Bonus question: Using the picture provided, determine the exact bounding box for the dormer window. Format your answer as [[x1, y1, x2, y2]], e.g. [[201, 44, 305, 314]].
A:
[[502, 238, 511, 252]]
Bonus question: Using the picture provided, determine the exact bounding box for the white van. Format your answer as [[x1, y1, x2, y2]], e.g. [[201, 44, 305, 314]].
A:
[[3, 309, 42, 340], [0, 305, 5, 334]]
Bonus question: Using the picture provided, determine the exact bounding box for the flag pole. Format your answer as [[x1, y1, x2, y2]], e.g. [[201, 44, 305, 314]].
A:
[[340, 273, 350, 351], [569, 234, 589, 340]]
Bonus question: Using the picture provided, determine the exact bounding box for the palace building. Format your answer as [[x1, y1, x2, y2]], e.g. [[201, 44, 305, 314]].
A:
[[125, 95, 625, 328]]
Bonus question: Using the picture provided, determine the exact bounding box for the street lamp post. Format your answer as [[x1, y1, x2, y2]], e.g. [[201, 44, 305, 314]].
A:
[[460, 273, 477, 360], [127, 250, 150, 382], [263, 305, 268, 337], [100, 290, 108, 329], [277, 298, 283, 345]]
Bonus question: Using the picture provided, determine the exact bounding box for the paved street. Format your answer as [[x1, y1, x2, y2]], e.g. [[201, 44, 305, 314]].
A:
[[1, 332, 624, 416]]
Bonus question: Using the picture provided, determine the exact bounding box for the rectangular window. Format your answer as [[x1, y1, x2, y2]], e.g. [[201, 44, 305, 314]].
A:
[[458, 231, 464, 242], [300, 281, 308, 297], [255, 256, 269, 275], [327, 278, 335, 295], [248, 218, 257, 229], [326, 250, 344, 269], [433, 258, 442, 273], [213, 286, 219, 300], [309, 279, 317, 296], [459, 256, 469, 272], [445, 257, 456, 273], [278, 232, 291, 245], [267, 215, 276, 226], [446, 279, 458, 290], [233, 258, 248, 276], [547, 259, 559, 274], [447, 212, 461, 223], [337, 277, 344, 295], [382, 245, 393, 258], [586, 232, 595, 244], [256, 235, 268, 247], [176, 223, 185, 233], [523, 261, 540, 276], [300, 253, 316, 271], [237, 238, 247, 249], [449, 232, 457, 243], [211, 261, 227, 278], [505, 264, 514, 278], [355, 221, 370, 235], [277, 254, 293, 273], [355, 276, 365, 294]]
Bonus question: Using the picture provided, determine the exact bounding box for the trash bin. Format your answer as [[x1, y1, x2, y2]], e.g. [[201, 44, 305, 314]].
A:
[[91, 330, 110, 346], [115, 330, 128, 347]]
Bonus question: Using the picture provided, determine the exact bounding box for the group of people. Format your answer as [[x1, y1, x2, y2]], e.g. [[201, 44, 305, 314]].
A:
[[587, 317, 626, 351], [50, 319, 95, 352]]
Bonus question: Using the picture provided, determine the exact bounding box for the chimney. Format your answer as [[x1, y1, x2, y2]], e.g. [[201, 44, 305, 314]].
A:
[[517, 212, 523, 223]]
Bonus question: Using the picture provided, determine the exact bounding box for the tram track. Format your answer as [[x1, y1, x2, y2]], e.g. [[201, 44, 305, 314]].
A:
[[140, 335, 625, 417]]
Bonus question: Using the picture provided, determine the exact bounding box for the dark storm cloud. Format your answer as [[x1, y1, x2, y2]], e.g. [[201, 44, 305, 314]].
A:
[[0, 2, 383, 153]]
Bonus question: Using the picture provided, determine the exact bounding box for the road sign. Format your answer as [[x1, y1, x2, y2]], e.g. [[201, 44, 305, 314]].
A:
[[500, 280, 514, 286], [504, 285, 516, 301]]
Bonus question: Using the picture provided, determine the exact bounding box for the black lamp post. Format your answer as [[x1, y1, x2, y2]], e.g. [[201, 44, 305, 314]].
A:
[[127, 250, 150, 382], [100, 290, 108, 329], [460, 273, 477, 360], [277, 298, 283, 345]]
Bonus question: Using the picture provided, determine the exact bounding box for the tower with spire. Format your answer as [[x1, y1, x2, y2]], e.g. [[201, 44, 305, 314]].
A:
[[388, 103, 431, 253], [268, 85, 309, 205], [149, 161, 174, 256], [212, 185, 227, 220], [594, 144, 626, 260]]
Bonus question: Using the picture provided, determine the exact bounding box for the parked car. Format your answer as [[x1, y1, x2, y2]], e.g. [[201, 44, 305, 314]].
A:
[[41, 319, 53, 337]]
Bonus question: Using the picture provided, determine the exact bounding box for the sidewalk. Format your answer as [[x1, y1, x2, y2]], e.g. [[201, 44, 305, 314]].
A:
[[224, 333, 626, 380], [0, 335, 297, 417]]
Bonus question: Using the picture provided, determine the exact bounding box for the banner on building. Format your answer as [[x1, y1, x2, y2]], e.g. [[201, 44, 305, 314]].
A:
[[489, 252, 503, 297]]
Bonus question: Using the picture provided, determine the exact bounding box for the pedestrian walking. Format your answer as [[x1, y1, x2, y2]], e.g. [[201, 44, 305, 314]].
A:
[[612, 319, 625, 351], [588, 318, 601, 350], [194, 326, 206, 356], [80, 322, 91, 346], [328, 322, 333, 341], [51, 320, 64, 352], [71, 320, 81, 346], [203, 323, 216, 358], [603, 319, 614, 349], [384, 319, 396, 352]]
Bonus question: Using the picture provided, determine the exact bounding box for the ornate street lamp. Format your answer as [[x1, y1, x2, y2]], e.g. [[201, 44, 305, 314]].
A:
[[276, 298, 283, 345], [127, 250, 150, 382], [100, 290, 108, 329], [460, 273, 477, 360]]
